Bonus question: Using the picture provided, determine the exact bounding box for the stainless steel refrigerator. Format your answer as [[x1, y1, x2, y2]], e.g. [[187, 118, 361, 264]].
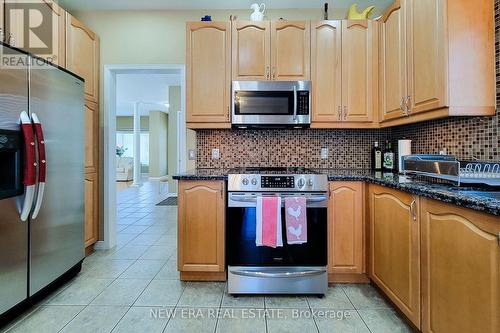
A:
[[0, 43, 85, 316]]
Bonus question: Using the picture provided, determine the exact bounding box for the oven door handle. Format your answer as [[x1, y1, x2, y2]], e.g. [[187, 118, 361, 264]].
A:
[[229, 194, 328, 203], [230, 269, 327, 278], [293, 85, 298, 121]]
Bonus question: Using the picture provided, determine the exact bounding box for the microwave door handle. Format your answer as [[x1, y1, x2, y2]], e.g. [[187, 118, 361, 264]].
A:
[[293, 86, 298, 121], [20, 111, 36, 222], [31, 113, 46, 220]]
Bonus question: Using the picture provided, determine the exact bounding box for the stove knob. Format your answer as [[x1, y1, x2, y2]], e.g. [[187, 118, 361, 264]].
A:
[[297, 178, 305, 188], [242, 178, 249, 186], [251, 178, 258, 185], [307, 179, 314, 187]]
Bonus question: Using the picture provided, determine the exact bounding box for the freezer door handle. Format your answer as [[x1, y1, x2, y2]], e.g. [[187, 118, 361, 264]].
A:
[[31, 113, 46, 219], [20, 111, 36, 222]]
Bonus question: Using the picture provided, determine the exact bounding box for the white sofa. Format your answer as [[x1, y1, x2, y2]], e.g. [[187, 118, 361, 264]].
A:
[[116, 157, 133, 181]]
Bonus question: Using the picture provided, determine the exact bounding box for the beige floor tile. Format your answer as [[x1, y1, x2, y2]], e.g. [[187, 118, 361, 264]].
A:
[[91, 279, 150, 306], [315, 310, 370, 333], [111, 306, 170, 333], [119, 260, 165, 279], [357, 309, 413, 333], [60, 305, 128, 333], [177, 282, 224, 307], [134, 280, 186, 306], [307, 285, 354, 310], [7, 305, 83, 333], [48, 277, 113, 305]]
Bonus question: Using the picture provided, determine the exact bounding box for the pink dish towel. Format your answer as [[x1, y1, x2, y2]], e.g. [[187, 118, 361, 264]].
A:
[[285, 197, 307, 244], [256, 196, 283, 248]]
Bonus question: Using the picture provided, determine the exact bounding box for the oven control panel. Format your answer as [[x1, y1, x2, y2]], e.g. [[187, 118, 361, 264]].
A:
[[261, 176, 295, 188]]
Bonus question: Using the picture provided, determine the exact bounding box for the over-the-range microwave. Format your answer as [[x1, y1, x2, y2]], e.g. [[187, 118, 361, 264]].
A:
[[231, 81, 311, 128]]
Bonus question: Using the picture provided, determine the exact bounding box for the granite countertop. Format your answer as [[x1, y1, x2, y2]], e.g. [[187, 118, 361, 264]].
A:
[[174, 168, 500, 216]]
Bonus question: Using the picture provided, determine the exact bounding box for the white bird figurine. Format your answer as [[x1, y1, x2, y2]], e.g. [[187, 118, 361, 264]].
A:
[[288, 224, 303, 240], [287, 205, 302, 221]]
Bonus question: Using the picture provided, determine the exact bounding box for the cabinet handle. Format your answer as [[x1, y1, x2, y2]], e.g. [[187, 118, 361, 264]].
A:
[[0, 28, 4, 43], [343, 106, 348, 121], [410, 197, 417, 222], [406, 95, 412, 116], [220, 184, 224, 199], [9, 33, 15, 47], [338, 106, 342, 120], [265, 66, 270, 80], [271, 67, 276, 80]]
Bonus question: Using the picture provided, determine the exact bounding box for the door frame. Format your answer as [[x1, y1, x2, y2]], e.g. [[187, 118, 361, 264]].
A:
[[100, 64, 186, 250]]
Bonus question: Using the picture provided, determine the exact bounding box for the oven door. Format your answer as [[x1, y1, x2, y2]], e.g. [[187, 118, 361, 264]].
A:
[[227, 192, 327, 267], [232, 81, 311, 127]]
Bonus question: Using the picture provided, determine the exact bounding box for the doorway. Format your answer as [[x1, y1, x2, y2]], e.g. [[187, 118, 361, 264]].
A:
[[101, 65, 186, 250]]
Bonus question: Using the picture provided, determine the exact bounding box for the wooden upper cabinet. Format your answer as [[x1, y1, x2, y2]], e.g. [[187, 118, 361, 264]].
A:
[[406, 0, 447, 115], [186, 22, 231, 124], [380, 0, 407, 122], [421, 199, 500, 333], [311, 21, 342, 123], [178, 180, 225, 273], [66, 13, 99, 103], [368, 185, 421, 329], [4, 0, 66, 66], [328, 182, 364, 276], [342, 20, 376, 123], [84, 101, 98, 174], [271, 21, 310, 81], [232, 21, 270, 80]]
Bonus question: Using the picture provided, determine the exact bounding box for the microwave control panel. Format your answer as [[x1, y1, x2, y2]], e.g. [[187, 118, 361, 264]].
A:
[[297, 91, 309, 115], [261, 176, 295, 188]]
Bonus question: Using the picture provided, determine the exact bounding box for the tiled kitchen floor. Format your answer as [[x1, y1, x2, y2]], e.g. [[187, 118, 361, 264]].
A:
[[2, 181, 413, 333]]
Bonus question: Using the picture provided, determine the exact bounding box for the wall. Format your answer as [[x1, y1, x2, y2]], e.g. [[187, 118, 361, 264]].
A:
[[168, 86, 181, 192], [149, 111, 168, 177], [116, 116, 149, 131]]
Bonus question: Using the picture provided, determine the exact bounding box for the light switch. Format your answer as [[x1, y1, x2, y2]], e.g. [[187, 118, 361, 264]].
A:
[[212, 148, 220, 160], [188, 149, 196, 160], [321, 148, 329, 159]]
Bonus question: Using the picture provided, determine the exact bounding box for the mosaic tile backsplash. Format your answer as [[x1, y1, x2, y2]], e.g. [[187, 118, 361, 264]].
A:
[[196, 1, 500, 169]]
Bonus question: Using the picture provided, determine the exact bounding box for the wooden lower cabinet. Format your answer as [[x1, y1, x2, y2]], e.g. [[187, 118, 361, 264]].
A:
[[368, 184, 421, 328], [84, 172, 98, 248], [328, 182, 367, 282], [421, 199, 500, 333], [178, 180, 225, 281]]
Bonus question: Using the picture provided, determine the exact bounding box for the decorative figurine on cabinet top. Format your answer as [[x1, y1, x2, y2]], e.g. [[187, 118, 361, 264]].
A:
[[250, 3, 266, 21], [347, 4, 375, 19]]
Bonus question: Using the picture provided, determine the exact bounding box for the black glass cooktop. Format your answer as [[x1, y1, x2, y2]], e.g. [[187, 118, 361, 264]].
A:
[[228, 167, 320, 175]]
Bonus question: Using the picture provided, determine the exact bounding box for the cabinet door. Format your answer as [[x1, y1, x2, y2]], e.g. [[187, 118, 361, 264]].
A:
[[421, 199, 500, 333], [84, 101, 98, 174], [4, 0, 65, 66], [406, 0, 447, 115], [328, 182, 364, 274], [311, 21, 342, 123], [232, 21, 270, 80], [271, 21, 310, 80], [186, 22, 231, 124], [342, 20, 376, 123], [178, 181, 225, 272], [84, 172, 98, 247], [380, 1, 407, 121], [66, 13, 99, 103], [369, 185, 420, 328]]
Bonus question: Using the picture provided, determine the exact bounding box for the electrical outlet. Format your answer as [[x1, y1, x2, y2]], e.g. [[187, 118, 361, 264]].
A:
[[212, 148, 220, 160], [188, 149, 196, 160], [321, 148, 329, 159]]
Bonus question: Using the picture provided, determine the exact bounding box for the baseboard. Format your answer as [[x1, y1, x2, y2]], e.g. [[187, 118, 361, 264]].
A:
[[328, 273, 370, 284], [180, 271, 227, 281]]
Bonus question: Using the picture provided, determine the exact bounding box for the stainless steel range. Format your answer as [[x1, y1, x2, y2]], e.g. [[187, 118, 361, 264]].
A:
[[227, 167, 328, 295]]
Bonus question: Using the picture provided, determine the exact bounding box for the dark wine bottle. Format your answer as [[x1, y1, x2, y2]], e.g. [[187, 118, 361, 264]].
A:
[[383, 141, 395, 172]]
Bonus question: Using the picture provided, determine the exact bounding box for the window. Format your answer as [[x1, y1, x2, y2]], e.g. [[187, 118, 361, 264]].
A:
[[116, 131, 149, 165]]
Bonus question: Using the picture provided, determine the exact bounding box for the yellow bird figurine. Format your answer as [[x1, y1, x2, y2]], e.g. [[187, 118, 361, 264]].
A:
[[347, 4, 375, 19]]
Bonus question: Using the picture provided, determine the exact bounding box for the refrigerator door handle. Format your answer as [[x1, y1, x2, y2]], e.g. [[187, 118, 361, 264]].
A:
[[31, 113, 46, 219], [20, 111, 36, 222]]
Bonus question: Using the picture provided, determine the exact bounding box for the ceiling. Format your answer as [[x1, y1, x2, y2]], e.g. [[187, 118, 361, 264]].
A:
[[116, 73, 182, 116], [59, 0, 391, 12]]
